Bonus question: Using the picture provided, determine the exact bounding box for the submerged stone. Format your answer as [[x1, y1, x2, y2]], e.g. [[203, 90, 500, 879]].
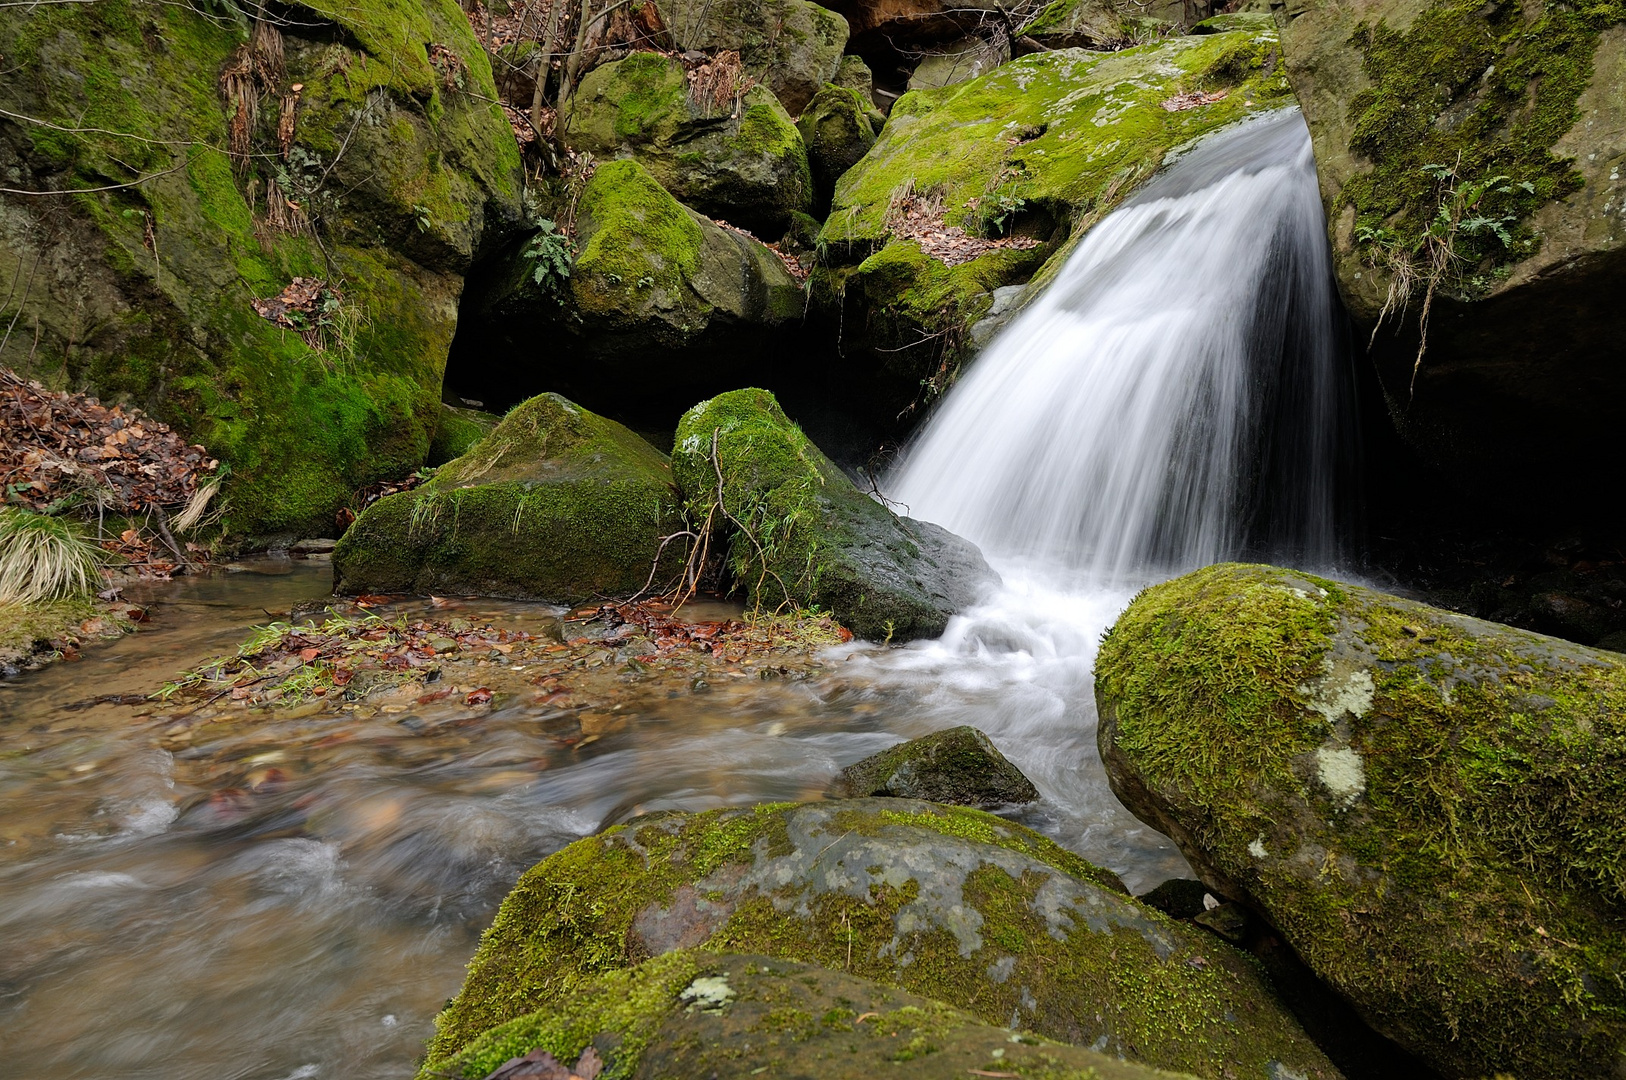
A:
[[830, 725, 1038, 806], [1095, 562, 1626, 1078], [332, 393, 681, 601], [427, 950, 1205, 1080], [672, 388, 995, 640], [427, 798, 1341, 1080]]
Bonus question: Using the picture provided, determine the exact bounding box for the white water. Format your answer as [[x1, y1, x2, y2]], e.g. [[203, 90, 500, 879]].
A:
[[856, 108, 1351, 882]]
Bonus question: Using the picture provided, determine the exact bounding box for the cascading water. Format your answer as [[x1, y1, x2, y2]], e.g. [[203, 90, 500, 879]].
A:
[[843, 107, 1354, 881], [889, 107, 1349, 580]]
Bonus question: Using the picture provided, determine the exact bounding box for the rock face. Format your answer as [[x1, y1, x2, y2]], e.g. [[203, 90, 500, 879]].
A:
[[428, 798, 1342, 1080], [564, 53, 812, 236], [455, 160, 805, 418], [813, 29, 1295, 427], [425, 950, 1203, 1080], [332, 394, 681, 601], [1095, 562, 1626, 1078], [831, 725, 1038, 806], [1279, 0, 1626, 519], [798, 84, 878, 214], [659, 0, 850, 115], [0, 1, 523, 538], [673, 388, 995, 640]]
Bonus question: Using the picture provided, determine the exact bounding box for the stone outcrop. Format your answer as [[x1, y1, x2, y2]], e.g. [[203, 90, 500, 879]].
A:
[[1096, 562, 1626, 1078], [658, 0, 849, 114], [830, 725, 1039, 805]]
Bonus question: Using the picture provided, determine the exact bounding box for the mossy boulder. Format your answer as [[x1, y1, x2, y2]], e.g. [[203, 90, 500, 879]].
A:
[[428, 403, 501, 467], [564, 53, 812, 236], [658, 0, 849, 114], [1095, 562, 1626, 1078], [332, 393, 680, 601], [428, 798, 1341, 1079], [1021, 0, 1139, 48], [796, 84, 877, 214], [831, 725, 1038, 806], [672, 388, 994, 640], [0, 0, 523, 540], [1279, 0, 1626, 519], [456, 160, 804, 419], [427, 950, 1207, 1080], [906, 36, 1010, 92], [813, 30, 1294, 426]]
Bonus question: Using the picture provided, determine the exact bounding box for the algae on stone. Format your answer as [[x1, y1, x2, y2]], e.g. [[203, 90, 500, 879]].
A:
[[1095, 562, 1626, 1078], [428, 950, 1208, 1080], [0, 0, 523, 539], [671, 388, 993, 640], [797, 83, 877, 214], [427, 798, 1340, 1080], [563, 53, 812, 235], [332, 393, 681, 601]]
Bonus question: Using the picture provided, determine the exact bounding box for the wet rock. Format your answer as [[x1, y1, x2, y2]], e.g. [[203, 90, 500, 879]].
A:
[[289, 539, 337, 555], [332, 393, 682, 602], [829, 724, 1037, 806], [428, 798, 1342, 1080], [425, 950, 1209, 1080], [672, 389, 996, 640], [1095, 562, 1626, 1078], [1191, 901, 1249, 943], [658, 0, 849, 114], [1279, 0, 1626, 518], [563, 53, 812, 236]]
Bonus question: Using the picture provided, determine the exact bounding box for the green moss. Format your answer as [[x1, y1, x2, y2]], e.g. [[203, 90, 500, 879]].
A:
[[425, 800, 1335, 1080], [428, 403, 500, 466], [1339, 0, 1625, 284], [0, 596, 121, 668], [573, 160, 705, 316], [1095, 563, 1626, 1076]]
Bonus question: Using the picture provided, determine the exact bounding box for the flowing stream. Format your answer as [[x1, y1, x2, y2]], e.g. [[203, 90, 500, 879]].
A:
[[0, 107, 1348, 1079]]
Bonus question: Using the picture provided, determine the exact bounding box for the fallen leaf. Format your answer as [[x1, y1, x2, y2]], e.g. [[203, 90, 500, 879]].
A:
[[465, 687, 493, 705]]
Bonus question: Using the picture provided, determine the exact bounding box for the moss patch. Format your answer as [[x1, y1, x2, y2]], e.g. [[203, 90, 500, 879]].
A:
[[1095, 562, 1626, 1077]]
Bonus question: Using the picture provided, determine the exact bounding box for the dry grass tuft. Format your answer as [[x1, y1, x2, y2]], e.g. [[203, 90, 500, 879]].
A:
[[0, 508, 108, 604]]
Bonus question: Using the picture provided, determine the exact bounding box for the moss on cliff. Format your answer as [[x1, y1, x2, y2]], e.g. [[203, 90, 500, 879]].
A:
[[1095, 563, 1626, 1077]]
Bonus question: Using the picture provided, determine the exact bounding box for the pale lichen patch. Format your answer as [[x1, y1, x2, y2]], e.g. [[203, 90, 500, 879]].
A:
[[1314, 744, 1366, 808]]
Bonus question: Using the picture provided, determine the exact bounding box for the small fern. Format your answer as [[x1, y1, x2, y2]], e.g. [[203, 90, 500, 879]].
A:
[[522, 220, 575, 298]]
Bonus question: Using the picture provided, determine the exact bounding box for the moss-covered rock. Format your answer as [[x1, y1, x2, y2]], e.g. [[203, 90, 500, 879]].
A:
[[830, 725, 1038, 806], [332, 393, 680, 600], [428, 403, 501, 467], [672, 388, 993, 640], [1095, 562, 1626, 1078], [564, 53, 812, 235], [813, 30, 1294, 426], [906, 35, 1009, 91], [796, 83, 876, 214], [455, 160, 805, 418], [0, 0, 523, 540], [427, 798, 1341, 1079], [1021, 0, 1140, 48], [428, 950, 1208, 1080], [658, 0, 849, 114], [1279, 0, 1626, 518]]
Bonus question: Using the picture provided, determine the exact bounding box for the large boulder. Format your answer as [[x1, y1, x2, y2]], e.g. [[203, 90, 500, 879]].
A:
[[813, 29, 1295, 428], [0, 1, 523, 539], [1279, 0, 1626, 520], [426, 950, 1203, 1080], [453, 160, 805, 420], [427, 798, 1342, 1080], [657, 0, 849, 115], [563, 53, 813, 236], [1095, 562, 1626, 1078], [830, 725, 1038, 806], [332, 394, 681, 600], [673, 388, 994, 640], [797, 83, 878, 214], [1021, 0, 1142, 48]]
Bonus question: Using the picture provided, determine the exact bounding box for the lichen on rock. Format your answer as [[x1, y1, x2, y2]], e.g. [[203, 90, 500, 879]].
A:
[[426, 798, 1340, 1080], [671, 388, 995, 640], [1095, 561, 1626, 1078]]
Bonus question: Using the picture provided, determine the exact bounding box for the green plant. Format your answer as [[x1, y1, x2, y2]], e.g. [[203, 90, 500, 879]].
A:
[[523, 219, 575, 298], [0, 508, 107, 604], [1357, 160, 1533, 396], [979, 186, 1027, 238]]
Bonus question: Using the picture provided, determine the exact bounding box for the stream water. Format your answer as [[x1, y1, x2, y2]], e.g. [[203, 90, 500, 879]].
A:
[[0, 109, 1348, 1078]]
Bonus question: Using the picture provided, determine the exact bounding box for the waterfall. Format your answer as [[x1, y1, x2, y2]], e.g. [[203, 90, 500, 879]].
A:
[[888, 108, 1349, 582]]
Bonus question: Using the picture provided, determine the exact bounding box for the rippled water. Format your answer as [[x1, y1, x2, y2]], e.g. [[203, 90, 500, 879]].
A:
[[0, 557, 1184, 1079]]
